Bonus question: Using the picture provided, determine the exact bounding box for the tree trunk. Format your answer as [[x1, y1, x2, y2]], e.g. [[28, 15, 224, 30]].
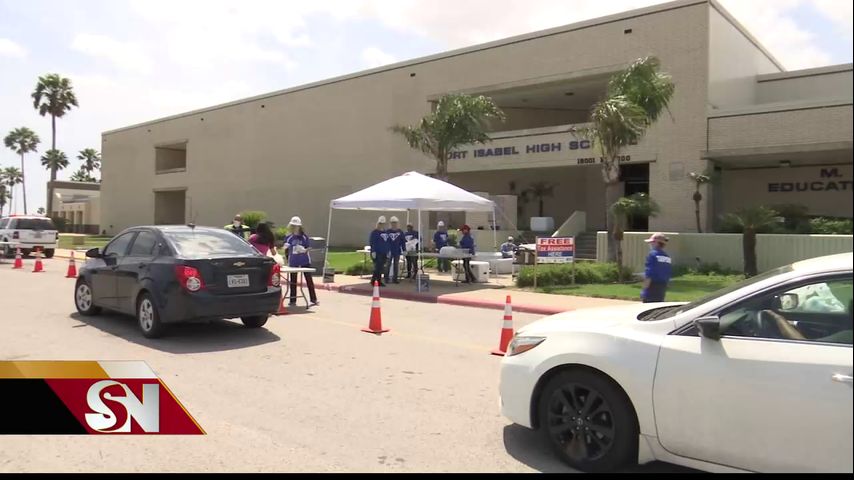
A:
[[693, 189, 702, 233], [8, 189, 13, 215], [604, 180, 622, 262], [20, 153, 27, 214], [538, 199, 544, 217], [615, 233, 625, 282], [435, 150, 449, 182], [47, 114, 57, 215], [743, 229, 758, 277]]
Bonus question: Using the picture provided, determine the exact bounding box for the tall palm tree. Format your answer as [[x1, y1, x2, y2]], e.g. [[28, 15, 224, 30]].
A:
[[523, 181, 555, 217], [583, 57, 675, 261], [721, 206, 780, 277], [77, 148, 101, 174], [688, 170, 713, 233], [32, 73, 78, 214], [4, 127, 41, 214], [391, 93, 505, 181], [2, 167, 24, 215], [70, 168, 96, 182], [0, 185, 8, 217], [610, 192, 660, 280], [40, 150, 70, 188]]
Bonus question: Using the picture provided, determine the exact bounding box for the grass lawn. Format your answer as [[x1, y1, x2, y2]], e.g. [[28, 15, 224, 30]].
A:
[[536, 273, 743, 302], [58, 234, 113, 250], [327, 248, 367, 273]]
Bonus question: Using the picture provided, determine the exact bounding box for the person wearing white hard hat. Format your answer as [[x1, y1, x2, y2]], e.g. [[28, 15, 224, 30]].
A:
[[500, 235, 517, 259], [641, 233, 672, 303], [385, 216, 404, 283], [284, 216, 318, 306], [432, 220, 451, 273], [369, 216, 390, 286]]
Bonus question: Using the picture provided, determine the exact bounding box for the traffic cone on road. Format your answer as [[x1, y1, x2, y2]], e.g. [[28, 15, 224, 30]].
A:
[[66, 251, 78, 278], [32, 248, 44, 273], [491, 295, 514, 356], [275, 292, 289, 316], [361, 281, 389, 335], [12, 248, 23, 269]]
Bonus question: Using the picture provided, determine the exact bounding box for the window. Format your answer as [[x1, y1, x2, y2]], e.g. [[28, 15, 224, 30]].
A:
[[129, 231, 159, 257], [103, 232, 136, 258], [155, 142, 187, 173], [719, 276, 853, 345], [10, 218, 56, 230], [164, 230, 256, 259]]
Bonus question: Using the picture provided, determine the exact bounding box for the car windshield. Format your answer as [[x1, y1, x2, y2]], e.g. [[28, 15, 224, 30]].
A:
[[164, 229, 257, 259], [640, 265, 795, 321], [14, 218, 56, 230]]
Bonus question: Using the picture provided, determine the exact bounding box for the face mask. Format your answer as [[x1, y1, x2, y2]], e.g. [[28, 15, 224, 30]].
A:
[[233, 221, 240, 227]]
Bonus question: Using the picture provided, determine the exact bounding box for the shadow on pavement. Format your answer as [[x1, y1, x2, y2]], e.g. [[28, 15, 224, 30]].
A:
[[68, 312, 281, 354], [502, 424, 700, 473]]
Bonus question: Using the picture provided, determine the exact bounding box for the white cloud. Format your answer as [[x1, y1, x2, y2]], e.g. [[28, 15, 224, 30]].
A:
[[813, 0, 854, 33], [71, 33, 154, 74], [361, 47, 397, 68], [0, 38, 27, 58]]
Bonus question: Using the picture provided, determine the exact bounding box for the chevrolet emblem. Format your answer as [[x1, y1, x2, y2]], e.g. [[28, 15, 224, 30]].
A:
[[233, 261, 246, 267]]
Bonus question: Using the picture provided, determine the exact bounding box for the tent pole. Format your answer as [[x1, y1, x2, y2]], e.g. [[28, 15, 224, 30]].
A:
[[492, 207, 498, 250], [324, 202, 333, 275], [417, 209, 422, 292]]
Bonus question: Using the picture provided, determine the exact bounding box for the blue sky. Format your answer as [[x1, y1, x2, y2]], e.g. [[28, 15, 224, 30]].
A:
[[1, 0, 851, 214]]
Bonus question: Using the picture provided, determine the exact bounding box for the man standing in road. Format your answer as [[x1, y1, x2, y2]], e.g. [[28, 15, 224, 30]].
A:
[[225, 214, 251, 240], [641, 233, 672, 303]]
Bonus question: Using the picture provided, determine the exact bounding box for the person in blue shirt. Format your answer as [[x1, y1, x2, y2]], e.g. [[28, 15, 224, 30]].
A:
[[500, 236, 517, 259], [433, 221, 450, 273], [284, 216, 318, 307], [403, 223, 420, 279], [385, 216, 405, 284], [458, 224, 476, 284], [642, 233, 672, 303], [369, 216, 390, 287]]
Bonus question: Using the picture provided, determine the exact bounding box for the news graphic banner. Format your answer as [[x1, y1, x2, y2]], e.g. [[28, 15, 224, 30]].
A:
[[0, 361, 204, 435], [536, 237, 575, 264]]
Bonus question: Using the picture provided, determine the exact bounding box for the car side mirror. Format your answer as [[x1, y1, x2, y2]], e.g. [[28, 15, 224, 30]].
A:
[[85, 247, 102, 259], [694, 316, 721, 341], [776, 293, 799, 311]]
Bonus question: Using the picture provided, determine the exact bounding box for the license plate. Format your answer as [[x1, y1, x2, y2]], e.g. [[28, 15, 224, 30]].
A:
[[227, 274, 250, 288], [34, 232, 43, 239]]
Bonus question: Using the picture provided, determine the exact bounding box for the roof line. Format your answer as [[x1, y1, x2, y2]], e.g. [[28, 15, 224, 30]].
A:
[[103, 0, 709, 136], [708, 0, 785, 71]]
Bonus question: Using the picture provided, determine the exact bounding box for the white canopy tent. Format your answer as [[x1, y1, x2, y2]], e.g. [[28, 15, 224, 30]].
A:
[[325, 171, 497, 286]]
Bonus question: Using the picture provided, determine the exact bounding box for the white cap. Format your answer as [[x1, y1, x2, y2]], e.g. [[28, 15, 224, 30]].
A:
[[389, 216, 399, 223], [508, 236, 514, 241], [378, 215, 387, 224], [644, 232, 669, 243], [288, 216, 302, 226], [437, 221, 445, 227]]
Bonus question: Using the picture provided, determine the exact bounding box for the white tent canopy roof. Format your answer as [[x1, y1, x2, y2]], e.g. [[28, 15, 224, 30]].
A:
[[330, 171, 495, 212]]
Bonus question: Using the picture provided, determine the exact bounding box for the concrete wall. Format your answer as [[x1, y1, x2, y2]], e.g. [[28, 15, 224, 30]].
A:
[[597, 231, 854, 273], [757, 65, 853, 104]]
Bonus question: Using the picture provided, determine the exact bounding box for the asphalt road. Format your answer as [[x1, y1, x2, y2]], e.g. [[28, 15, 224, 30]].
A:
[[0, 259, 695, 473]]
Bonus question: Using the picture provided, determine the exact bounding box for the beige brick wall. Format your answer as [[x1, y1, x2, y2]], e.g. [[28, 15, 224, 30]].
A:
[[708, 104, 854, 150]]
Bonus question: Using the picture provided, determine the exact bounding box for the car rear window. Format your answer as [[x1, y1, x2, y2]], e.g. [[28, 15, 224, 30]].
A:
[[164, 230, 257, 259], [12, 218, 56, 230]]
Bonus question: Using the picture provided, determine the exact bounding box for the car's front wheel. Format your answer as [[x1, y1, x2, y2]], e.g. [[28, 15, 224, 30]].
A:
[[241, 315, 268, 329], [538, 370, 638, 473], [137, 292, 165, 338], [74, 278, 102, 316]]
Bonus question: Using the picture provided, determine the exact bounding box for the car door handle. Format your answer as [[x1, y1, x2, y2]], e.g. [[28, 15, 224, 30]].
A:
[[138, 263, 148, 269], [832, 374, 853, 384]]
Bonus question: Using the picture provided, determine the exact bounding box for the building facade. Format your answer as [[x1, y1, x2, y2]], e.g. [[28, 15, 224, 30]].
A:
[[101, 0, 853, 247], [51, 181, 101, 234]]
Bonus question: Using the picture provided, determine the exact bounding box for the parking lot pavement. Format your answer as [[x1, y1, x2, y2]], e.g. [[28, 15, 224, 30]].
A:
[[0, 262, 694, 473]]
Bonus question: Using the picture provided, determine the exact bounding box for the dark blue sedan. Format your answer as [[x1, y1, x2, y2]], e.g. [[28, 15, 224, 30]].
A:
[[74, 225, 282, 338]]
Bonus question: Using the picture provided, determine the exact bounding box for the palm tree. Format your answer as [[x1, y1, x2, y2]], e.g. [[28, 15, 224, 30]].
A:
[[583, 57, 675, 261], [688, 170, 713, 233], [0, 186, 8, 217], [77, 148, 101, 175], [2, 167, 24, 215], [610, 192, 660, 281], [40, 150, 70, 188], [70, 168, 96, 182], [4, 127, 40, 214], [32, 73, 78, 214], [391, 94, 505, 181], [36, 207, 45, 215], [523, 181, 555, 217], [721, 206, 780, 277]]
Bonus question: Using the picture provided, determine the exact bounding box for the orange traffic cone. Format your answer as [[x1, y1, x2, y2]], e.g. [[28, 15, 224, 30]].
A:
[[491, 295, 514, 356], [32, 248, 44, 273], [12, 247, 23, 269], [361, 281, 389, 335], [275, 276, 289, 315], [66, 251, 78, 278]]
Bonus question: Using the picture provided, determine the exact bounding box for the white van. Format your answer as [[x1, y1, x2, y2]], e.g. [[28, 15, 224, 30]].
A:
[[0, 215, 60, 258]]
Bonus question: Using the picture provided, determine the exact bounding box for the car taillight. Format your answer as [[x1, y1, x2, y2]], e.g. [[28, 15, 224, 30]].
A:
[[12, 231, 19, 240], [175, 265, 205, 292], [269, 264, 281, 287], [55, 232, 59, 240]]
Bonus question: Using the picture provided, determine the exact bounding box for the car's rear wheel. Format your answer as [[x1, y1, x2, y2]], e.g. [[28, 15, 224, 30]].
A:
[[43, 249, 55, 259], [74, 279, 101, 316], [241, 315, 268, 329], [137, 292, 165, 338], [538, 370, 638, 473]]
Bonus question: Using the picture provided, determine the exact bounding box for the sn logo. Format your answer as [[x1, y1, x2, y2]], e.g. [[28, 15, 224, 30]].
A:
[[85, 380, 160, 433]]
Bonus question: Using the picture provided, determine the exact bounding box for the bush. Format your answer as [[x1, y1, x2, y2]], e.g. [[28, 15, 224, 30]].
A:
[[239, 211, 267, 229], [345, 263, 372, 276], [809, 218, 854, 235], [516, 262, 631, 288], [771, 204, 811, 234]]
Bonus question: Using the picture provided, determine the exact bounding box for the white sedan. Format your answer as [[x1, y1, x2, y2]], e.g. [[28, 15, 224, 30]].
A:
[[499, 252, 852, 473]]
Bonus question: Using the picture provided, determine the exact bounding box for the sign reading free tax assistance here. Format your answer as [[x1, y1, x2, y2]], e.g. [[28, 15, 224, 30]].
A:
[[536, 237, 575, 264]]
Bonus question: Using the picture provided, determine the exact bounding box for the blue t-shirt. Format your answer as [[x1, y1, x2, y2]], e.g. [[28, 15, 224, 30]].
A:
[[433, 231, 449, 249], [285, 233, 311, 267], [369, 229, 390, 256], [386, 228, 404, 257], [459, 234, 475, 255], [404, 230, 419, 252], [645, 248, 672, 284]]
